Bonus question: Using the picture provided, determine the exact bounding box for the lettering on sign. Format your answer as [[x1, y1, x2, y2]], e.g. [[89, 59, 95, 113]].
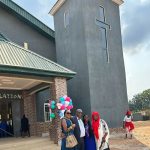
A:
[[0, 91, 22, 100]]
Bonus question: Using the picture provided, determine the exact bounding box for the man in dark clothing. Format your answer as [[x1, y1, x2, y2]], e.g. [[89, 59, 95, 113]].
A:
[[71, 109, 85, 150], [21, 115, 30, 137]]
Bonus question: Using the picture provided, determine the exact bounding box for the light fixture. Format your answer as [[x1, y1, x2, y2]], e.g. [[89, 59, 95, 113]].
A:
[[1, 79, 12, 82], [2, 82, 15, 85]]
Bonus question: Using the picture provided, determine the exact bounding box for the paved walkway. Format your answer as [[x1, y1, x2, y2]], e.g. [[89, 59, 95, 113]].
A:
[[0, 135, 149, 150], [0, 137, 59, 150], [0, 121, 150, 150]]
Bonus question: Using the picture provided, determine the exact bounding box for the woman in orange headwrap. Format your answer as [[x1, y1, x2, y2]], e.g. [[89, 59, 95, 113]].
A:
[[123, 110, 135, 139], [92, 112, 110, 150]]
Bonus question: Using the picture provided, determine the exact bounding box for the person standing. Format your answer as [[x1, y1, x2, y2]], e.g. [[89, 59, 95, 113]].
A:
[[83, 115, 96, 150], [61, 110, 77, 150], [92, 112, 110, 150], [123, 110, 134, 139], [21, 114, 30, 137], [72, 109, 85, 150]]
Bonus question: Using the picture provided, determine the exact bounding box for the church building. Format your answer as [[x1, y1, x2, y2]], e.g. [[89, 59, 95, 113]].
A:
[[0, 0, 128, 143], [50, 0, 128, 128], [0, 0, 75, 140]]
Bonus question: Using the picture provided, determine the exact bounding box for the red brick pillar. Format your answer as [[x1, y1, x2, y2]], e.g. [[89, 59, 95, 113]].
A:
[[23, 92, 37, 136], [50, 77, 67, 144]]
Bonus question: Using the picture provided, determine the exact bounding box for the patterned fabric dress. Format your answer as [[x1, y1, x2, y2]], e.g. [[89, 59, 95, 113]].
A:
[[61, 118, 77, 150], [95, 119, 109, 150]]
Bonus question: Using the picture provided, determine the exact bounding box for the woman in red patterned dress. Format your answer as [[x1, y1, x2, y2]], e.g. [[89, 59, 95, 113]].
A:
[[123, 110, 135, 139]]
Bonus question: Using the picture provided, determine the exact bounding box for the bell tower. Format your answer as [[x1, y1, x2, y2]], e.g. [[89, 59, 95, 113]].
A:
[[50, 0, 128, 127]]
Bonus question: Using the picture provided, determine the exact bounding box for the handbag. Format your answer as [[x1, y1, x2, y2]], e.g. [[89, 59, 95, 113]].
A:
[[66, 133, 78, 148], [66, 119, 78, 148]]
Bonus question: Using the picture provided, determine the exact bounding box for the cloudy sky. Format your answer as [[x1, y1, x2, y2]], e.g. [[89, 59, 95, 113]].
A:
[[13, 0, 150, 100]]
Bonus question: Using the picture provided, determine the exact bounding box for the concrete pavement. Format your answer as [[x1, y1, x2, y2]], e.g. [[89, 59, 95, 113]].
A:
[[0, 137, 59, 150]]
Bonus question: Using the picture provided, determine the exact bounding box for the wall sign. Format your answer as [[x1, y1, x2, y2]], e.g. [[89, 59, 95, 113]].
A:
[[0, 90, 23, 100]]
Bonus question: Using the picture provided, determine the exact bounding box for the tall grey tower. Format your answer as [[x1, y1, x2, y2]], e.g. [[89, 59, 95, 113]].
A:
[[50, 0, 128, 127]]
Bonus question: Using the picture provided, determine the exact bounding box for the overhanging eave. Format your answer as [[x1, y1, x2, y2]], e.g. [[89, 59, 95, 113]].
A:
[[0, 65, 76, 80]]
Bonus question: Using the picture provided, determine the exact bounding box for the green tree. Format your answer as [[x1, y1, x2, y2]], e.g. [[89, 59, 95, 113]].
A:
[[129, 89, 150, 112]]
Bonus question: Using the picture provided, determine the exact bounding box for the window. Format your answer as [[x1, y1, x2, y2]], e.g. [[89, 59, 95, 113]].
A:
[[99, 6, 105, 22], [36, 88, 50, 122], [100, 27, 107, 49], [64, 11, 69, 28], [44, 103, 51, 122]]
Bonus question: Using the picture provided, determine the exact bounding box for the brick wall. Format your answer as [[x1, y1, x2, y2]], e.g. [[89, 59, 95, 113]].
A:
[[49, 77, 67, 144], [23, 92, 52, 137], [36, 122, 50, 136], [23, 92, 37, 136], [22, 77, 67, 141]]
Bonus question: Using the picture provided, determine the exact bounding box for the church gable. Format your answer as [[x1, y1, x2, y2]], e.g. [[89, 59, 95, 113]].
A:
[[0, 0, 55, 40], [50, 0, 124, 15], [0, 0, 56, 61]]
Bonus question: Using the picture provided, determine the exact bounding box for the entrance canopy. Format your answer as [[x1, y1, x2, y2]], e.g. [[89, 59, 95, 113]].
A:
[[0, 34, 76, 90], [0, 34, 73, 138]]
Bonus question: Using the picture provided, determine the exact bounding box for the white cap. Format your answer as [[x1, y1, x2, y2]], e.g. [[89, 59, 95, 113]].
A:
[[76, 109, 83, 113]]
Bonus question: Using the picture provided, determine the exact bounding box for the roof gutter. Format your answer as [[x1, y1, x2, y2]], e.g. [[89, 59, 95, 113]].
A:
[[0, 65, 76, 80]]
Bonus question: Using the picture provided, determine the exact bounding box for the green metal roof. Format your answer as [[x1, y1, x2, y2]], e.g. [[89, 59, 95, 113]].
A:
[[0, 33, 9, 41], [0, 0, 55, 40], [0, 38, 76, 79]]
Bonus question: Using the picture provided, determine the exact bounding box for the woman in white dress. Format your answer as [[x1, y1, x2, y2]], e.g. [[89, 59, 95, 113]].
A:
[[92, 112, 110, 150]]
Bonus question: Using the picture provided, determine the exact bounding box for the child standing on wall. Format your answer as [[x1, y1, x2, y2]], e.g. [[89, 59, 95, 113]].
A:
[[123, 110, 135, 139]]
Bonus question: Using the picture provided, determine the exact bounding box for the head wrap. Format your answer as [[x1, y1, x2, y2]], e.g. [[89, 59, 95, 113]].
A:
[[92, 112, 100, 140]]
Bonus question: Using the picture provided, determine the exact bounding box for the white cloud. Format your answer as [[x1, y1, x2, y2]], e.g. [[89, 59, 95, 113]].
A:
[[121, 0, 150, 100], [124, 47, 150, 99], [140, 0, 149, 3], [35, 0, 57, 29], [121, 0, 150, 52]]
